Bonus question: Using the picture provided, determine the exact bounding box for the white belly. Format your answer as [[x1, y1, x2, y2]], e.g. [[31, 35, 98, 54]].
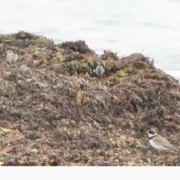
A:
[[149, 140, 169, 151]]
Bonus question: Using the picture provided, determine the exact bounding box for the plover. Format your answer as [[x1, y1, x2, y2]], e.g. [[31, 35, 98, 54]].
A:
[[146, 129, 178, 152], [6, 50, 18, 63], [94, 65, 105, 77], [87, 57, 105, 69]]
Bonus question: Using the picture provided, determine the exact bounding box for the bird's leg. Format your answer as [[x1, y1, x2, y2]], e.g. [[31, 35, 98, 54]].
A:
[[158, 151, 162, 156], [157, 151, 164, 160]]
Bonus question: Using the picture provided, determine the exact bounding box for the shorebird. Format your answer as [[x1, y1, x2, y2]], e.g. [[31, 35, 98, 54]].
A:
[[94, 65, 105, 77], [87, 57, 105, 69], [146, 129, 178, 152], [6, 50, 18, 63]]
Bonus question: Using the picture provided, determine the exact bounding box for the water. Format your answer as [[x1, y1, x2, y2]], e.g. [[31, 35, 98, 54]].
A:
[[0, 0, 180, 79]]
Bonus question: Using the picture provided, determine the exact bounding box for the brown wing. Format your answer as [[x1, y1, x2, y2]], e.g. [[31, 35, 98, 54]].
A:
[[154, 135, 178, 151]]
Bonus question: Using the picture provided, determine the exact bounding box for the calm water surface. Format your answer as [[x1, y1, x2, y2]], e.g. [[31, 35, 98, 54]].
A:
[[0, 0, 180, 79]]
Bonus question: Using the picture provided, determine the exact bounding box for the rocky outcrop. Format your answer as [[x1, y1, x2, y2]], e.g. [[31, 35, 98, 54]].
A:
[[0, 31, 180, 166]]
